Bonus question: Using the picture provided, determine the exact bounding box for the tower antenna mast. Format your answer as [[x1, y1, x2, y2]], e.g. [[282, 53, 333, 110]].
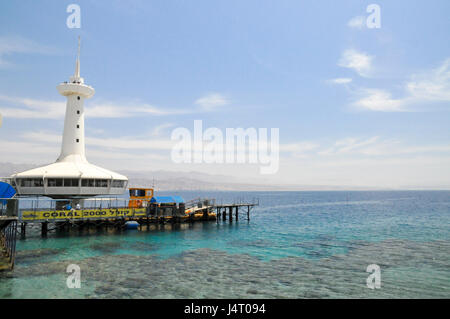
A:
[[74, 36, 81, 79], [77, 36, 81, 61]]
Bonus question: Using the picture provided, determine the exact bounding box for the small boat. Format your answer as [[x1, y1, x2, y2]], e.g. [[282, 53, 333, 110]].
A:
[[125, 221, 139, 230]]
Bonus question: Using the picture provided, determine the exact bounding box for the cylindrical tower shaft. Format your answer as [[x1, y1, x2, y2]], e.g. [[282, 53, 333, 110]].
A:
[[56, 37, 95, 163], [59, 94, 87, 161]]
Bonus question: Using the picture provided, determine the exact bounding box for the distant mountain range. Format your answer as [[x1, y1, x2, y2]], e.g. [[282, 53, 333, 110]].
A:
[[0, 162, 37, 178], [2, 162, 447, 191], [0, 162, 357, 191], [1, 162, 282, 191]]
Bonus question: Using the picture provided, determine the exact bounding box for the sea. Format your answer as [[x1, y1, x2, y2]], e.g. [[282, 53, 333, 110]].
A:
[[0, 190, 449, 299]]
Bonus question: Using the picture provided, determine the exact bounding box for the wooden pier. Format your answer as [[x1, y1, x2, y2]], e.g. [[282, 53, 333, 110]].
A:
[[9, 198, 259, 237], [213, 203, 258, 222]]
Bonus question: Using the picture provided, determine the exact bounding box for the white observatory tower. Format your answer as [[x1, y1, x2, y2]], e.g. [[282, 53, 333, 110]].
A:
[[11, 38, 128, 198], [57, 36, 94, 164]]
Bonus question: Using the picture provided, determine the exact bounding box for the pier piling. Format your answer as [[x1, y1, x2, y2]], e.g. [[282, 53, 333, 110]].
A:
[[41, 222, 48, 237], [20, 223, 26, 237]]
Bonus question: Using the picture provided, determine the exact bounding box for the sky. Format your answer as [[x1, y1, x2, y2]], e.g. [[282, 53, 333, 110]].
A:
[[0, 0, 450, 189]]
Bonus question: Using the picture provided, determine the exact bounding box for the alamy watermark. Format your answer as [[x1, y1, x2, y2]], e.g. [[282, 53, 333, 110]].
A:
[[366, 4, 381, 29], [66, 264, 81, 288], [349, 4, 381, 29], [366, 264, 381, 289], [66, 4, 81, 29], [171, 120, 279, 174]]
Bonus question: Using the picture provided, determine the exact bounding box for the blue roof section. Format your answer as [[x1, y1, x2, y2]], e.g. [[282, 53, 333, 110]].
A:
[[0, 182, 16, 205], [171, 196, 185, 203], [150, 196, 184, 204]]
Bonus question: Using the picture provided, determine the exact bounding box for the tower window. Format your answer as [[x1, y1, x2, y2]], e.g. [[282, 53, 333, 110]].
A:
[[77, 96, 80, 100], [76, 139, 79, 143], [77, 125, 80, 128], [77, 110, 80, 114]]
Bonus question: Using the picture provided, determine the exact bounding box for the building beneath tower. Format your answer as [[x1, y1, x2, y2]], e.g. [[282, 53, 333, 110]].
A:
[[10, 38, 128, 198]]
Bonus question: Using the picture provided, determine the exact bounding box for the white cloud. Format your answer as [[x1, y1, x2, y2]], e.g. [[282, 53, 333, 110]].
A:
[[150, 123, 175, 136], [347, 16, 366, 29], [362, 143, 450, 156], [0, 36, 56, 68], [280, 142, 319, 153], [338, 49, 373, 77], [352, 89, 405, 112], [0, 137, 167, 169], [329, 78, 352, 84], [274, 136, 450, 188], [350, 58, 450, 112], [86, 101, 185, 118], [318, 136, 450, 158], [87, 136, 174, 151], [0, 95, 65, 119], [319, 136, 380, 155], [406, 58, 450, 102], [0, 95, 189, 119], [21, 130, 175, 151], [0, 92, 231, 120], [195, 93, 228, 111]]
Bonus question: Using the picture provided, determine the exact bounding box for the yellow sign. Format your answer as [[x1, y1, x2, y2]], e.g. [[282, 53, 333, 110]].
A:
[[21, 208, 147, 221]]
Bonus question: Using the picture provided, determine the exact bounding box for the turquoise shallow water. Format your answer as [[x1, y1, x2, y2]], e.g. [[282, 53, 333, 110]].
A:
[[1, 191, 449, 298]]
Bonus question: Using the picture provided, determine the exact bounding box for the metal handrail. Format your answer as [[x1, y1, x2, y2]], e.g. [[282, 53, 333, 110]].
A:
[[0, 220, 17, 269]]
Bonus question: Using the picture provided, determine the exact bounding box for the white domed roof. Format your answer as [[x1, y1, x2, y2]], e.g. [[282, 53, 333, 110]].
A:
[[11, 160, 127, 180]]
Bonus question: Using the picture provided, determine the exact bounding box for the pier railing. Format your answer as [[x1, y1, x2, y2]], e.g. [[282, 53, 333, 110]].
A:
[[1, 196, 259, 215], [0, 196, 259, 226], [185, 198, 216, 210], [0, 198, 18, 270], [0, 219, 17, 270], [185, 197, 259, 209], [214, 197, 260, 207], [0, 197, 132, 214]]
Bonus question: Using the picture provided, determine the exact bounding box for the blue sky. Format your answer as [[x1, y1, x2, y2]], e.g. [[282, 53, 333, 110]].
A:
[[1, 0, 450, 188]]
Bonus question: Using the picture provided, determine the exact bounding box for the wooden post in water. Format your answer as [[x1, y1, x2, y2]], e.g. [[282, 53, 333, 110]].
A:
[[247, 206, 250, 221], [41, 222, 48, 237], [20, 223, 26, 237], [222, 208, 226, 221], [235, 206, 239, 221], [229, 207, 233, 222]]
